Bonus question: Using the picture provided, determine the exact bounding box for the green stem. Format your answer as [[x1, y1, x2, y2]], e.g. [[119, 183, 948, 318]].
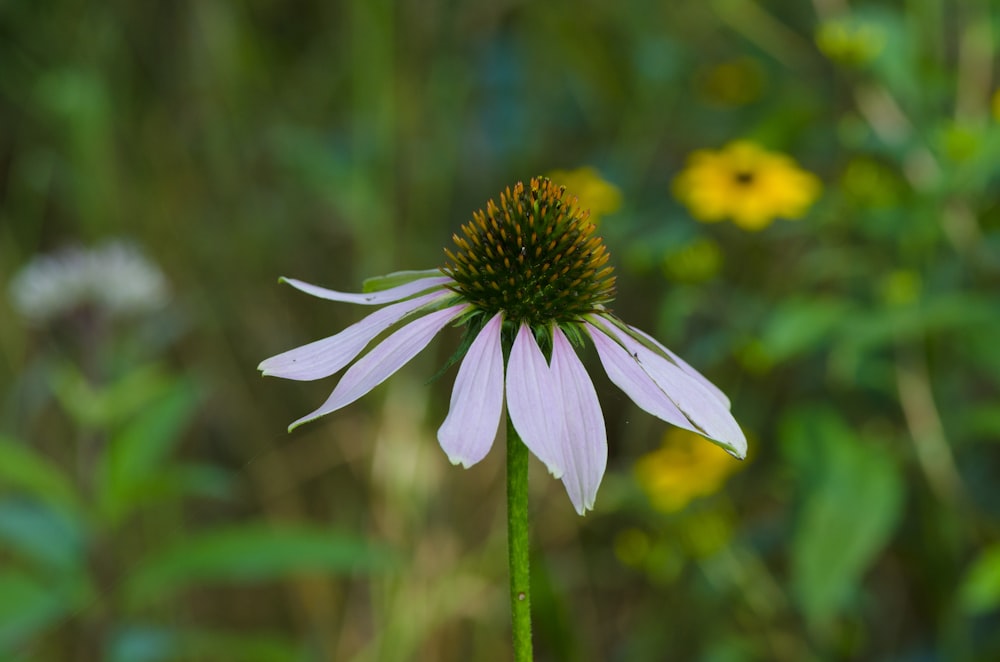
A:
[[506, 414, 533, 661]]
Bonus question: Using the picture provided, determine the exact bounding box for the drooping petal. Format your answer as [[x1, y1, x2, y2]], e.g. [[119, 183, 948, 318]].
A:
[[289, 303, 468, 430], [259, 289, 452, 381], [505, 324, 566, 478], [593, 320, 747, 459], [627, 325, 731, 409], [608, 326, 745, 457], [587, 323, 690, 430], [550, 328, 607, 515], [280, 275, 452, 305], [437, 313, 505, 468]]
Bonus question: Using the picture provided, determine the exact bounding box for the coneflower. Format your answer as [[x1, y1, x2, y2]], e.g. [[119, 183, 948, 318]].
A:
[[260, 177, 745, 515]]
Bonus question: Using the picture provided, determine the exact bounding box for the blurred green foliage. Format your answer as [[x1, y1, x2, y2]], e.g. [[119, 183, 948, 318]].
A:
[[2, 0, 1000, 660]]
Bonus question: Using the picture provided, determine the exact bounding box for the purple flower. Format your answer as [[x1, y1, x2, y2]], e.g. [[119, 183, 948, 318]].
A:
[[260, 178, 745, 514]]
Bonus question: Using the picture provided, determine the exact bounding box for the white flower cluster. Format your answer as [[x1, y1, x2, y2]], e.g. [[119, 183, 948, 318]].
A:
[[8, 240, 169, 323]]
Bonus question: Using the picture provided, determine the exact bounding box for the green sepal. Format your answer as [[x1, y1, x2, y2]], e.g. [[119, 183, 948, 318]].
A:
[[558, 322, 589, 349], [362, 269, 444, 293], [531, 324, 554, 362]]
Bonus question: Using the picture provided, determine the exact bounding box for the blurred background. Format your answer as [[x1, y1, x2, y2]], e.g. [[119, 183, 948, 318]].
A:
[[2, 0, 1000, 660]]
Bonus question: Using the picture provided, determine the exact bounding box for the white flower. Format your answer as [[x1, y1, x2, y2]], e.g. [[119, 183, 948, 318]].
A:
[[9, 240, 168, 323]]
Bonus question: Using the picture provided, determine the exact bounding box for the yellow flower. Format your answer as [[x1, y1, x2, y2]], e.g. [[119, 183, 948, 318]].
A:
[[673, 141, 821, 231], [546, 166, 622, 227], [634, 428, 744, 513]]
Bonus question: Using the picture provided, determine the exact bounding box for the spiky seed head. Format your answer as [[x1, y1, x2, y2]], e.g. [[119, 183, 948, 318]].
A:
[[442, 177, 616, 328]]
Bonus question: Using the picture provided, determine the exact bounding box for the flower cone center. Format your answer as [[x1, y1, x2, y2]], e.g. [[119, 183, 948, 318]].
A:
[[443, 177, 616, 327]]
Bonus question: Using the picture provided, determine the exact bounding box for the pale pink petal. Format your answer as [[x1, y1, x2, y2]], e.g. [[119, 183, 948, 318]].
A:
[[587, 322, 690, 430], [550, 328, 607, 515], [594, 320, 747, 459], [628, 325, 731, 409], [259, 290, 451, 381], [289, 304, 468, 430], [437, 313, 505, 468], [505, 324, 566, 478], [280, 275, 452, 305]]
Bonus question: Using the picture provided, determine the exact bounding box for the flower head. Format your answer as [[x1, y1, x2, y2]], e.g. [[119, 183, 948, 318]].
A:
[[260, 178, 745, 514], [673, 141, 821, 231], [9, 240, 168, 324]]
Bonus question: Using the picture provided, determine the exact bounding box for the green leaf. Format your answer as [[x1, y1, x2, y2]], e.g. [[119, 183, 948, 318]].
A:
[[959, 544, 1000, 614], [124, 524, 396, 607], [106, 464, 233, 518], [110, 625, 309, 662], [0, 436, 81, 513], [957, 405, 1000, 442], [51, 363, 174, 431], [935, 123, 1000, 196], [361, 268, 444, 293], [831, 294, 1000, 386], [0, 501, 86, 572], [0, 569, 87, 653], [782, 407, 904, 629], [98, 377, 203, 523], [758, 298, 852, 363], [838, 294, 1000, 357]]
